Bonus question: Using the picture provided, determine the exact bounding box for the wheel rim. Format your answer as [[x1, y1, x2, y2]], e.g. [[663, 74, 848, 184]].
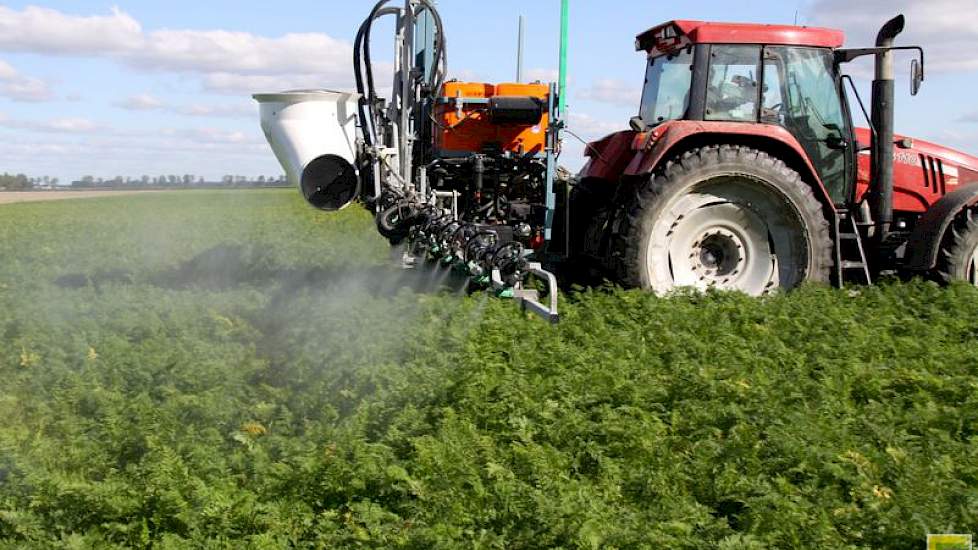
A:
[[645, 175, 810, 295]]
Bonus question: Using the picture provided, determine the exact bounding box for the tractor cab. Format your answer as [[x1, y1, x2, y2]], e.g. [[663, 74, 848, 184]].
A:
[[634, 21, 854, 203]]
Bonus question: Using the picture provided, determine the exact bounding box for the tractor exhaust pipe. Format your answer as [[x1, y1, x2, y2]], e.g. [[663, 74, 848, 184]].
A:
[[869, 14, 905, 239]]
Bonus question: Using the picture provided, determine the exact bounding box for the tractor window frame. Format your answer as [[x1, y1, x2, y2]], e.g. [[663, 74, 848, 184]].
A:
[[836, 70, 859, 205]]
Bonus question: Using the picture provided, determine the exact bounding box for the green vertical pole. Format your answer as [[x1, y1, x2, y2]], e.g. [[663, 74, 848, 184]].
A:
[[558, 0, 569, 116]]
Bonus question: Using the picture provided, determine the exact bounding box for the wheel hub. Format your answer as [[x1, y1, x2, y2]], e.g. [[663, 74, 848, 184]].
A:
[[655, 195, 778, 294], [692, 228, 744, 281]]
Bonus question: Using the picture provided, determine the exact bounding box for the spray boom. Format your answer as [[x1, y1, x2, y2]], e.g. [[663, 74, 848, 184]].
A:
[[254, 1, 566, 322]]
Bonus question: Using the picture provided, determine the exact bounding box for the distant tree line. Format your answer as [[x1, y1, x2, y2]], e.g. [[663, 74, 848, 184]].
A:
[[70, 174, 288, 189], [0, 173, 59, 190], [1, 173, 289, 191]]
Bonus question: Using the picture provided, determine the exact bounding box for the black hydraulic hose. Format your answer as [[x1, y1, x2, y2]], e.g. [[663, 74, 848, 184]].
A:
[[355, 4, 400, 146], [353, 18, 373, 147], [357, 0, 448, 137], [493, 170, 501, 219], [363, 0, 397, 110], [361, 0, 388, 106], [353, 0, 448, 207]]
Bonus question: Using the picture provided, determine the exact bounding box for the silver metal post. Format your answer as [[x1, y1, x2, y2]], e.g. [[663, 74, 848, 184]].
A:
[[399, 0, 415, 185], [517, 15, 525, 83]]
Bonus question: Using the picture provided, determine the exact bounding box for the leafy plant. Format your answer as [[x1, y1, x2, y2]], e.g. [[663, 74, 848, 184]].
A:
[[0, 190, 975, 548]]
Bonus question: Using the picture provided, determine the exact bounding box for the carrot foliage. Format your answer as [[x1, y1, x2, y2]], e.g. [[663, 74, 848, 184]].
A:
[[0, 190, 975, 548]]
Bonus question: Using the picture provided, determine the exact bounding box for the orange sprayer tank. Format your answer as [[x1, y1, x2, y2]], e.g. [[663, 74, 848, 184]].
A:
[[434, 82, 550, 157]]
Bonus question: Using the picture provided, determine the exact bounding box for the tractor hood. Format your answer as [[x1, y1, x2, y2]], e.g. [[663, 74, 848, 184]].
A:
[[854, 127, 978, 212]]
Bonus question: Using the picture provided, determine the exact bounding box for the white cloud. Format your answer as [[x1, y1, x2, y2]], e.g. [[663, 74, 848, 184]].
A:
[[0, 114, 99, 133], [0, 60, 16, 80], [0, 59, 53, 102], [959, 112, 978, 123], [931, 128, 978, 156], [115, 93, 165, 111], [161, 127, 262, 146], [0, 6, 141, 55], [451, 68, 487, 83], [0, 113, 264, 144], [0, 5, 353, 91], [113, 92, 254, 118], [173, 103, 255, 118], [567, 112, 625, 140], [45, 118, 99, 132], [806, 0, 978, 73], [0, 76, 53, 102], [578, 79, 639, 107], [525, 68, 560, 83], [135, 29, 350, 77], [0, 131, 278, 184], [201, 73, 329, 95]]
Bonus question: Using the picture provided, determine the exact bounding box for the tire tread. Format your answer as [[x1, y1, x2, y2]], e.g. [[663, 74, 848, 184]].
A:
[[935, 207, 978, 284]]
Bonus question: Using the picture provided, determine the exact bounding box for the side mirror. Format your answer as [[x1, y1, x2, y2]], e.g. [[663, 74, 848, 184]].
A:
[[910, 58, 924, 96], [629, 116, 648, 132], [825, 133, 848, 150]]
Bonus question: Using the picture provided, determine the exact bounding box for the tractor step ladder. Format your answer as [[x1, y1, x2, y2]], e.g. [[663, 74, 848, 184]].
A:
[[834, 210, 872, 286]]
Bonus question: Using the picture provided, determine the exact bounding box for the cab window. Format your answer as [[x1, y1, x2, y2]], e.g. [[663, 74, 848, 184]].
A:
[[639, 47, 694, 126], [705, 45, 761, 122]]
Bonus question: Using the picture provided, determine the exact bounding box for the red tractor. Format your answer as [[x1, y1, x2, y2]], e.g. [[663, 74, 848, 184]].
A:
[[572, 16, 978, 293], [257, 6, 978, 321]]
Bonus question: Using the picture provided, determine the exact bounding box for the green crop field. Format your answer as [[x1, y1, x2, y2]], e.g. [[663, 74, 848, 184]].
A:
[[0, 189, 976, 549]]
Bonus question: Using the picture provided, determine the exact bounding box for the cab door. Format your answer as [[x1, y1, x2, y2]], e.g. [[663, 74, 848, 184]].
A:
[[761, 46, 854, 205]]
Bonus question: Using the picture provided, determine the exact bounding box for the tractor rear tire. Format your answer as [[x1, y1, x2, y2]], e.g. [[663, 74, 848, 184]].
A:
[[936, 208, 978, 286], [611, 145, 833, 295]]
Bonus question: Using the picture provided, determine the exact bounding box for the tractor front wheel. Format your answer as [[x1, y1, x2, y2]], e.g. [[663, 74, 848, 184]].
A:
[[937, 208, 978, 286], [613, 145, 833, 295]]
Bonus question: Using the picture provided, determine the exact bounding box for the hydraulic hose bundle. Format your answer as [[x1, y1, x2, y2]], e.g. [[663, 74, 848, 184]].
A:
[[354, 0, 447, 151]]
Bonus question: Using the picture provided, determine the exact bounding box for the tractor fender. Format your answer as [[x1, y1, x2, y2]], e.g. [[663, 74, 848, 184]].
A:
[[579, 130, 637, 182], [905, 184, 978, 271], [623, 120, 835, 208]]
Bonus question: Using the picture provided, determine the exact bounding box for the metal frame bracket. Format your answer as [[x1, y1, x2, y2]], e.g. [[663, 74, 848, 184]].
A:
[[491, 262, 560, 323]]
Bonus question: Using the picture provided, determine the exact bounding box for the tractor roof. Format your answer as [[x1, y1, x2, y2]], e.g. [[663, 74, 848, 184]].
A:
[[636, 20, 845, 54]]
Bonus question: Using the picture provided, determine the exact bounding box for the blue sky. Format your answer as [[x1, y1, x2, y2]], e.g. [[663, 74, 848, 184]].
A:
[[0, 0, 975, 184]]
